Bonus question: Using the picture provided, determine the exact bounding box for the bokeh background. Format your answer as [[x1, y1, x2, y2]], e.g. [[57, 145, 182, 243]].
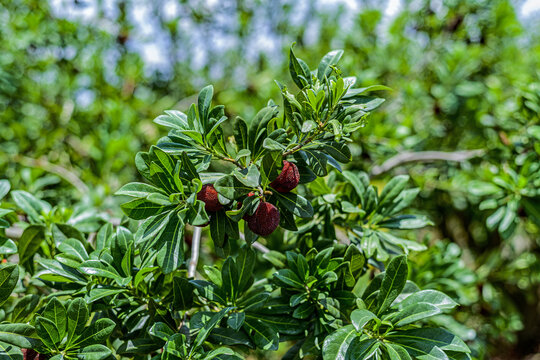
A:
[[1, 0, 540, 359]]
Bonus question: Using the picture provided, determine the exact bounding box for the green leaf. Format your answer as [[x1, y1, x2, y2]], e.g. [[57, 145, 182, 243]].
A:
[[378, 175, 409, 208], [379, 215, 433, 230], [198, 85, 214, 126], [273, 269, 304, 289], [96, 223, 113, 251], [149, 322, 174, 342], [236, 247, 255, 294], [527, 125, 540, 140], [86, 287, 127, 303], [289, 45, 311, 89], [156, 215, 185, 274], [222, 257, 239, 301], [390, 302, 442, 327], [300, 149, 328, 177], [208, 211, 227, 250], [11, 191, 50, 223], [320, 141, 351, 163], [397, 290, 458, 311], [248, 314, 303, 335], [233, 165, 260, 188], [384, 343, 412, 360], [317, 49, 344, 81], [0, 264, 18, 306], [115, 182, 165, 198], [234, 117, 249, 151], [0, 323, 38, 348], [209, 328, 252, 347], [66, 298, 89, 346], [191, 280, 227, 305], [243, 317, 279, 351], [345, 338, 379, 360], [374, 255, 408, 316], [79, 260, 123, 281], [172, 277, 194, 310], [35, 316, 60, 348], [0, 238, 17, 255], [42, 298, 67, 342], [273, 191, 313, 218], [468, 181, 501, 197], [74, 318, 116, 347], [192, 307, 234, 353], [121, 198, 171, 220], [350, 309, 378, 332], [261, 152, 283, 188], [0, 340, 23, 360], [76, 344, 112, 360], [201, 346, 237, 360], [227, 313, 245, 331], [386, 328, 470, 359], [11, 294, 40, 322], [322, 325, 357, 360], [214, 175, 253, 200], [154, 110, 188, 130], [165, 333, 187, 358], [18, 225, 45, 264], [57, 238, 89, 263], [0, 180, 10, 200]]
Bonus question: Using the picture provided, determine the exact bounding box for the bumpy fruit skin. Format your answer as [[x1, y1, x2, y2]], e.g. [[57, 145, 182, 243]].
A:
[[270, 161, 300, 193], [245, 201, 280, 236], [197, 184, 223, 212]]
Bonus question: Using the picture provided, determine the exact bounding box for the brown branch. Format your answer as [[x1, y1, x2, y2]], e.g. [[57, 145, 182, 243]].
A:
[[370, 149, 485, 176]]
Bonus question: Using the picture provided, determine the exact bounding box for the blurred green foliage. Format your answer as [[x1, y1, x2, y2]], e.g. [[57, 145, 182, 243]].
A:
[[1, 0, 540, 358]]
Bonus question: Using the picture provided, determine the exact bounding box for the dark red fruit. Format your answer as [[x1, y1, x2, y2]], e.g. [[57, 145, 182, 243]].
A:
[[22, 349, 37, 360], [245, 201, 280, 237], [197, 184, 223, 212], [270, 161, 300, 193]]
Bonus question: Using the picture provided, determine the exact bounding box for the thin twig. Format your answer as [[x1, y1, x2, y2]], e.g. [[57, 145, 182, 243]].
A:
[[238, 232, 270, 254], [370, 149, 485, 176], [13, 155, 89, 194], [252, 241, 270, 254], [188, 226, 202, 278]]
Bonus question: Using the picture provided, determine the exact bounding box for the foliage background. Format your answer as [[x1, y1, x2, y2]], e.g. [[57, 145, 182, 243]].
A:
[[1, 0, 540, 359]]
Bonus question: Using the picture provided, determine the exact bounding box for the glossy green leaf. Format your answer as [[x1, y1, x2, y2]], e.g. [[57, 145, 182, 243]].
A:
[[17, 225, 45, 264], [317, 49, 344, 81], [76, 344, 112, 360], [273, 191, 313, 218], [322, 325, 357, 360], [0, 323, 38, 348], [0, 264, 18, 306], [350, 309, 378, 332], [42, 298, 67, 342], [375, 255, 408, 316], [243, 317, 279, 351]]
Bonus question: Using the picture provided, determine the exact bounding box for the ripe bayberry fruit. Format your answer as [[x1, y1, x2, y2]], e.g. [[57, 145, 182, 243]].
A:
[[270, 160, 300, 193], [197, 184, 223, 212], [245, 201, 280, 237], [22, 349, 37, 360]]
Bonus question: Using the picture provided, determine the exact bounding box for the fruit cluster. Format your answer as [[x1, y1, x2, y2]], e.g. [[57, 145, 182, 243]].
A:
[[196, 161, 299, 236]]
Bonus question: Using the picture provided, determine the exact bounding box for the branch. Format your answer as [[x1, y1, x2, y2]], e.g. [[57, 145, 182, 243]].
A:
[[370, 149, 485, 176], [252, 241, 270, 254], [238, 232, 270, 254], [188, 226, 202, 278], [13, 155, 89, 194]]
